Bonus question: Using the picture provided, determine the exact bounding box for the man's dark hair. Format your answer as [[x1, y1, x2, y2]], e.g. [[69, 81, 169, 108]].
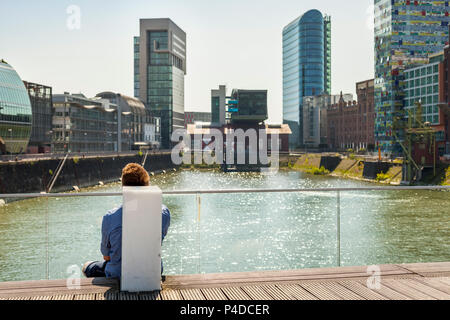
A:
[[121, 163, 150, 186]]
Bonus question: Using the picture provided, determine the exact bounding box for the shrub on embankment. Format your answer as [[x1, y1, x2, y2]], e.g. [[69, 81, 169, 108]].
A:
[[289, 153, 402, 184]]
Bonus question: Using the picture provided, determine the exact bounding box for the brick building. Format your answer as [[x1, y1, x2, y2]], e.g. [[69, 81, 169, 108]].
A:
[[327, 80, 375, 151]]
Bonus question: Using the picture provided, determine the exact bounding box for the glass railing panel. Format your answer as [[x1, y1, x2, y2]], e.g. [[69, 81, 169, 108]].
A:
[[339, 189, 450, 267], [0, 196, 47, 282], [161, 194, 199, 275], [195, 191, 339, 274], [47, 191, 122, 280]]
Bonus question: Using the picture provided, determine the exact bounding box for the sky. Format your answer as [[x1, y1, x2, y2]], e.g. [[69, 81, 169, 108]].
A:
[[0, 0, 375, 123]]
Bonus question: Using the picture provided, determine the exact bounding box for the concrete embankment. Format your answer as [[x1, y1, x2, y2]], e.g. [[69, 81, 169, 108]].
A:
[[0, 153, 177, 195], [289, 153, 403, 185]]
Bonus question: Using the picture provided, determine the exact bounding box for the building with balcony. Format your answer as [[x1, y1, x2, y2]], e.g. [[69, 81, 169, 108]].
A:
[[374, 0, 450, 154], [52, 93, 118, 153], [96, 92, 161, 151], [0, 59, 32, 155], [283, 10, 331, 148]]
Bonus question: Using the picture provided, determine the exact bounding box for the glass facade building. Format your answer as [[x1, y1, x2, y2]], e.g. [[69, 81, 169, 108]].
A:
[[52, 94, 118, 153], [374, 0, 450, 154], [282, 10, 331, 148], [135, 19, 186, 149], [0, 60, 32, 154]]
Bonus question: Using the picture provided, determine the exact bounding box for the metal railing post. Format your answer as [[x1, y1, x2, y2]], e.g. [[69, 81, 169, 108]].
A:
[[196, 194, 201, 274], [337, 190, 341, 267]]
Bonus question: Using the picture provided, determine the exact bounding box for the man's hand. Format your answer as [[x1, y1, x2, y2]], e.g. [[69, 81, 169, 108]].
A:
[[103, 256, 111, 262]]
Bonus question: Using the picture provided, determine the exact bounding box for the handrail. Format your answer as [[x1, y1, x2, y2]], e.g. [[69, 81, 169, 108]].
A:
[[1, 186, 449, 199]]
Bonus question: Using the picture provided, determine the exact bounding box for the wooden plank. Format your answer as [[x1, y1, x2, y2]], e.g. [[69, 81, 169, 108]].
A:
[[221, 287, 252, 300], [104, 292, 118, 300], [382, 279, 436, 300], [275, 284, 318, 300], [395, 279, 450, 300], [241, 286, 274, 300], [30, 296, 52, 300], [437, 277, 450, 286], [356, 280, 412, 300], [414, 278, 450, 295], [261, 285, 294, 300], [160, 289, 183, 300], [201, 288, 228, 301], [8, 296, 32, 300], [398, 262, 450, 277], [139, 291, 162, 301], [0, 278, 118, 291], [321, 282, 365, 300], [74, 293, 97, 300], [179, 289, 206, 300], [338, 281, 387, 300], [52, 295, 74, 300], [163, 265, 411, 288], [298, 282, 342, 300], [96, 293, 106, 300], [118, 292, 139, 300]]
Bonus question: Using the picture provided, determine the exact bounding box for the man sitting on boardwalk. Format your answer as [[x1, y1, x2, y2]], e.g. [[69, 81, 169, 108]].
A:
[[82, 163, 171, 279]]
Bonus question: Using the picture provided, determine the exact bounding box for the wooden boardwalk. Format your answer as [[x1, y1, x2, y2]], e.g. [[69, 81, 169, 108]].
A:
[[1, 262, 450, 300]]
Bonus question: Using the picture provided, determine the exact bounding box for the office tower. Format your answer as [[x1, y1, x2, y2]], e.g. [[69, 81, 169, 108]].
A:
[[282, 10, 331, 149], [211, 85, 227, 126], [135, 18, 186, 149], [0, 60, 32, 154], [374, 0, 450, 154]]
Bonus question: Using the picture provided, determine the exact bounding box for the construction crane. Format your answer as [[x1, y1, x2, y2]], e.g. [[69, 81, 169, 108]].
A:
[[393, 101, 437, 183]]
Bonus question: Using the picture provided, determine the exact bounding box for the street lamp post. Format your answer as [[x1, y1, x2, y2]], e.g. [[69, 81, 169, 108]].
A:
[[47, 130, 53, 154], [84, 132, 88, 153], [8, 128, 13, 161]]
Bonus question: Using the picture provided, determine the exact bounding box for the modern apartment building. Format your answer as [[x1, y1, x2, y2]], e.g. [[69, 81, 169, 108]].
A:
[[96, 92, 161, 151], [283, 9, 331, 148], [0, 60, 32, 155], [374, 0, 450, 154], [134, 18, 186, 149], [229, 89, 268, 124], [52, 93, 118, 153], [404, 49, 450, 156]]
